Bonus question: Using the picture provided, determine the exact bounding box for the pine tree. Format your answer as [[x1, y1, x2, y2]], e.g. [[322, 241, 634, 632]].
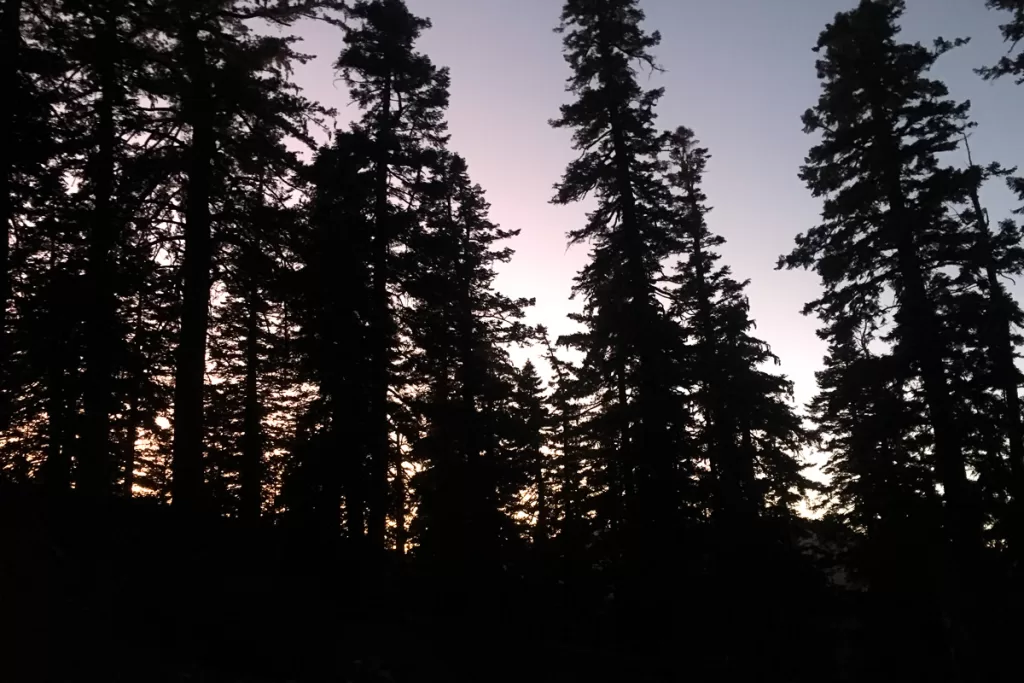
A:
[[664, 126, 810, 538], [551, 0, 691, 569], [779, 0, 982, 579], [165, 0, 344, 512], [284, 130, 374, 537], [538, 326, 590, 570], [980, 0, 1024, 82], [508, 361, 551, 549], [0, 0, 67, 477], [404, 152, 534, 567], [810, 318, 943, 589], [336, 0, 450, 546], [952, 150, 1024, 556]]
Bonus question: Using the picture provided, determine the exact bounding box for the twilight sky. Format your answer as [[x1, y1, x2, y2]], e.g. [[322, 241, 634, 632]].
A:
[[285, 0, 1024, 410]]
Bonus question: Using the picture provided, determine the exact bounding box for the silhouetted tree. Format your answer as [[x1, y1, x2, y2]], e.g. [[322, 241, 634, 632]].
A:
[[980, 0, 1024, 82], [665, 126, 810, 540], [0, 0, 68, 479], [405, 152, 533, 568], [284, 131, 375, 537], [336, 0, 450, 546], [950, 151, 1024, 556], [165, 0, 344, 512], [537, 326, 593, 575], [550, 0, 692, 574], [780, 1, 993, 674], [780, 0, 982, 576]]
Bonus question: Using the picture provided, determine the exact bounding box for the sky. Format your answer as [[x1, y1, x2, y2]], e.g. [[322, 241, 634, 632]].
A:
[[284, 0, 1024, 411]]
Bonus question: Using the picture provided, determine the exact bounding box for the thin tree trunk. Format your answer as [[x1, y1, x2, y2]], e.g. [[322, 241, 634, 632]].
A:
[[122, 393, 139, 498], [80, 14, 118, 497], [41, 272, 72, 493], [42, 330, 70, 492], [0, 0, 24, 432], [239, 246, 263, 525], [171, 21, 214, 512], [535, 458, 548, 547], [394, 443, 406, 555], [367, 73, 393, 547]]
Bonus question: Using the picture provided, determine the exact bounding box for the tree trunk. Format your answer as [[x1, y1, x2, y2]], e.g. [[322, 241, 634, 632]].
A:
[[366, 73, 393, 548], [121, 298, 145, 498], [394, 443, 406, 555], [598, 30, 670, 541], [455, 188, 482, 562], [239, 249, 263, 525], [171, 21, 214, 512], [966, 179, 1024, 550], [535, 458, 548, 547], [80, 15, 118, 497], [892, 204, 977, 565], [41, 273, 73, 493], [0, 0, 24, 432], [871, 98, 978, 567], [121, 393, 139, 498]]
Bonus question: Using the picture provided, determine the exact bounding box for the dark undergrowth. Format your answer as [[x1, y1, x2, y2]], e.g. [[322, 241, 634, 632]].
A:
[[1, 482, 1020, 683]]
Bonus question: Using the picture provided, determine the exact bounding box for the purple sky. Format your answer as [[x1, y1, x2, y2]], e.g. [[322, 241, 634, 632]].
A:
[[286, 0, 1024, 409]]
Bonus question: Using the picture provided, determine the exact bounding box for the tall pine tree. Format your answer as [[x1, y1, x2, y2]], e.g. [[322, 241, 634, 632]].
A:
[[551, 0, 691, 571], [336, 0, 450, 546], [779, 0, 982, 579]]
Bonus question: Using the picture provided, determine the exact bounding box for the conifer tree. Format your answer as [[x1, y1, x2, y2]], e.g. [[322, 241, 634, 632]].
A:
[[952, 152, 1024, 554], [165, 0, 343, 511], [538, 326, 590, 568], [981, 0, 1024, 82], [0, 0, 68, 475], [336, 0, 450, 545], [508, 360, 551, 549], [284, 130, 374, 537], [779, 0, 983, 578], [551, 0, 691, 567], [665, 126, 810, 535], [404, 152, 533, 566]]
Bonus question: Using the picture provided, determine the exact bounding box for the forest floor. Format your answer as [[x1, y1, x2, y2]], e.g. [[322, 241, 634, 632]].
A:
[[2, 483, 1017, 682]]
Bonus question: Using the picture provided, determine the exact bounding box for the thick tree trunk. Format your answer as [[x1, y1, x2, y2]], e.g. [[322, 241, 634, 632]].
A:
[[366, 74, 393, 548], [598, 32, 671, 542], [455, 190, 482, 562], [0, 0, 24, 432], [317, 204, 355, 537], [171, 23, 214, 512], [239, 255, 263, 525], [872, 100, 978, 567], [892, 207, 977, 566], [80, 16, 118, 497]]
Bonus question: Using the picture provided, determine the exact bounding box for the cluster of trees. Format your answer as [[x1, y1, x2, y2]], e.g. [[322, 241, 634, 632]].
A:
[[1, 0, 816, 574], [3, 0, 1024, 670]]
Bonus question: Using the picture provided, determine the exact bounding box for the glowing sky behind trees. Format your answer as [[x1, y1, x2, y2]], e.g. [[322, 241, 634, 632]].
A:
[[284, 0, 1024, 409]]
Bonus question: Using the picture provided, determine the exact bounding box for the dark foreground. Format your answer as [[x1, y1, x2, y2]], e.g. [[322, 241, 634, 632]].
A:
[[1, 484, 1020, 683]]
